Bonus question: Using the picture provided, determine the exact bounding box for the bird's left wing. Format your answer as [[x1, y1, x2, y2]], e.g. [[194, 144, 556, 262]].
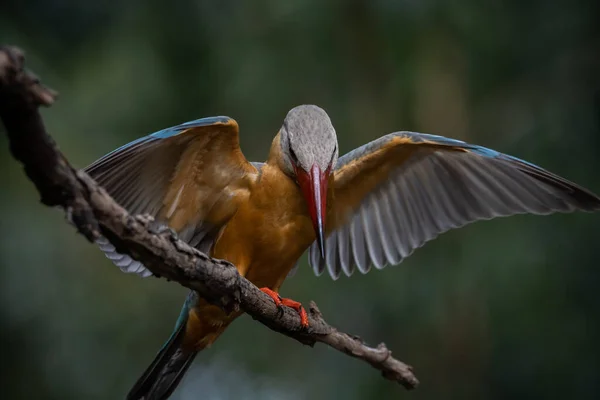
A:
[[309, 132, 600, 279], [85, 117, 257, 277]]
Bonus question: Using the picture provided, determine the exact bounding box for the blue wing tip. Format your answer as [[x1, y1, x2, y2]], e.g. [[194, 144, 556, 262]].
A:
[[467, 145, 501, 158], [151, 116, 237, 139], [404, 131, 534, 163], [182, 116, 234, 126]]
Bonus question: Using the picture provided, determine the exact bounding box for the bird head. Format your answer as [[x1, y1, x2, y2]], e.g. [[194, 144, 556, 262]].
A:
[[279, 105, 338, 257]]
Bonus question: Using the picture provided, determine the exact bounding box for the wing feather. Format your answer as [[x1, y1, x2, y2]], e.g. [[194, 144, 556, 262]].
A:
[[337, 228, 353, 277], [350, 215, 371, 274], [85, 117, 255, 277], [325, 231, 341, 279], [308, 131, 600, 279], [363, 197, 387, 269], [310, 241, 326, 276]]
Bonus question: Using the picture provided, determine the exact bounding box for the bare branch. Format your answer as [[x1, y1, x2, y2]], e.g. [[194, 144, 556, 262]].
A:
[[0, 45, 419, 390]]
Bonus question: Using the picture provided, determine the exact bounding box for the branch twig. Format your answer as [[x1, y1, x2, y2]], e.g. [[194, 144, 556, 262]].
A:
[[0, 45, 419, 390]]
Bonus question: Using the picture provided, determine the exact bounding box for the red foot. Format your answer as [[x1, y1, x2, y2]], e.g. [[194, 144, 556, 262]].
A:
[[260, 287, 282, 307], [280, 297, 309, 328], [259, 287, 309, 328]]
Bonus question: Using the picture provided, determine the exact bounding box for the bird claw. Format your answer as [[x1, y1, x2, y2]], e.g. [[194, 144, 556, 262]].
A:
[[259, 287, 309, 328], [260, 287, 283, 307]]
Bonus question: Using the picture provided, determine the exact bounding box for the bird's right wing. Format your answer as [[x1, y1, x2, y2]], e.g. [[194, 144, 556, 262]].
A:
[[86, 116, 257, 277], [308, 131, 600, 279]]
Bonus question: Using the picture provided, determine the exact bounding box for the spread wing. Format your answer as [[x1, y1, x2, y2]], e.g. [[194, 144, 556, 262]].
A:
[[309, 132, 600, 279], [85, 116, 257, 277]]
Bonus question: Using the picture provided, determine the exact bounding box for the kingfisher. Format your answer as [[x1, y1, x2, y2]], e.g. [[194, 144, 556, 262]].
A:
[[85, 105, 600, 400]]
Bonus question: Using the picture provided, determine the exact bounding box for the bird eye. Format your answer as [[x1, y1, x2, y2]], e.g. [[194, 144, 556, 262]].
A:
[[289, 145, 299, 164], [329, 145, 337, 166]]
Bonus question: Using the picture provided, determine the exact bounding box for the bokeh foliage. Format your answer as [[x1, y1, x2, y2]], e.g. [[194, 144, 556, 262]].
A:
[[1, 0, 599, 399]]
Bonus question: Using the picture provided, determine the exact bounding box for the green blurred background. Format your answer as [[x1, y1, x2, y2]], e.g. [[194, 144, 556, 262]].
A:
[[2, 1, 600, 399]]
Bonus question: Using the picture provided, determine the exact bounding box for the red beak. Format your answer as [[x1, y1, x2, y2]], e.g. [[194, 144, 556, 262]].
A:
[[296, 164, 328, 258]]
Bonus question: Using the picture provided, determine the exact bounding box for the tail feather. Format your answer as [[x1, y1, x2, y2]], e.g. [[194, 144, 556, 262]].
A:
[[145, 349, 197, 400], [127, 293, 197, 400]]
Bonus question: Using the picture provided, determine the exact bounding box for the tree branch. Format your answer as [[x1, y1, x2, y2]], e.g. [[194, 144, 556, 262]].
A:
[[0, 46, 419, 390]]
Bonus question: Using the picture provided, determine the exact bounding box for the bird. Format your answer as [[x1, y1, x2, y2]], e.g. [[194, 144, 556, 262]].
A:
[[85, 104, 600, 400]]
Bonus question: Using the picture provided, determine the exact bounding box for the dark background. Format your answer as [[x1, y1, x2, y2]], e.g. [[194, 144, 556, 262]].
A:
[[2, 1, 600, 399]]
